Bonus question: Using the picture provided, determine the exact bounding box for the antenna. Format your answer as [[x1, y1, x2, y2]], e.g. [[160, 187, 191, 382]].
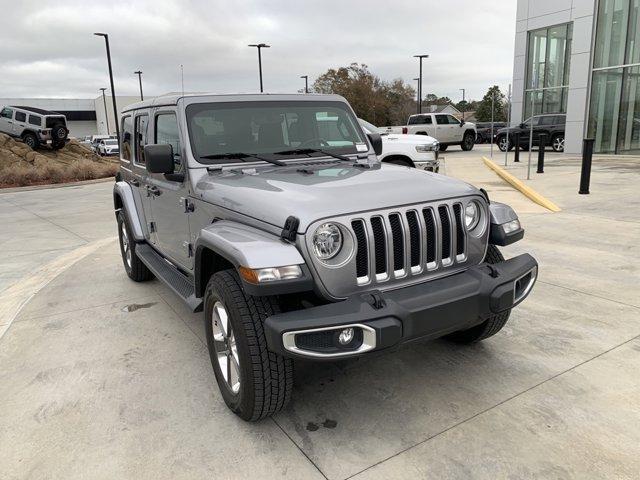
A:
[[180, 64, 184, 96]]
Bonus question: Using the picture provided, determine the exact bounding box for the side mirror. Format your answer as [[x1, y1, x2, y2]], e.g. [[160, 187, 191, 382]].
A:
[[460, 120, 465, 126], [145, 144, 174, 174], [519, 123, 525, 129], [367, 132, 383, 156]]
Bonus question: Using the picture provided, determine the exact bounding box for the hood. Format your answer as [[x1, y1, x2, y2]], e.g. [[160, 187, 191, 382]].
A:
[[382, 133, 438, 144], [192, 161, 479, 232]]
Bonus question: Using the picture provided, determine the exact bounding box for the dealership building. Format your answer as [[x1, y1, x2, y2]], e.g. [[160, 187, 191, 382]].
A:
[[0, 95, 142, 138], [512, 0, 639, 154]]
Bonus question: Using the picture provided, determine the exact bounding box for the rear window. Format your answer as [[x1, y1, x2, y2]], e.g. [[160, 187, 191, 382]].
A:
[[28, 115, 41, 126], [408, 115, 432, 125], [45, 117, 66, 128]]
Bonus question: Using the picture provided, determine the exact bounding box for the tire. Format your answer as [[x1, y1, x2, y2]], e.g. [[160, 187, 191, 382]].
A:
[[461, 132, 475, 151], [204, 270, 293, 421], [384, 157, 413, 167], [51, 124, 67, 142], [116, 210, 153, 282], [439, 144, 448, 152], [444, 245, 511, 344], [551, 134, 565, 152], [22, 132, 40, 150], [497, 135, 512, 152]]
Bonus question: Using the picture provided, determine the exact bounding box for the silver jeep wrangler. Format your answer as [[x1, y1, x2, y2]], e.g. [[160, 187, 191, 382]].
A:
[[113, 93, 537, 421]]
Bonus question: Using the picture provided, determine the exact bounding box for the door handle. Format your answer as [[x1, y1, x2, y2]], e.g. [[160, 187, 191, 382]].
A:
[[130, 179, 140, 187], [146, 185, 161, 197]]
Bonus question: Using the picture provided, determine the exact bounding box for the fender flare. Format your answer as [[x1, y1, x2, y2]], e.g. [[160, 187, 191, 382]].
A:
[[113, 181, 145, 241], [488, 202, 524, 246], [194, 220, 309, 298]]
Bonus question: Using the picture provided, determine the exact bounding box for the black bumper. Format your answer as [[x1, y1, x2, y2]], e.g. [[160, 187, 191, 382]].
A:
[[264, 254, 537, 360]]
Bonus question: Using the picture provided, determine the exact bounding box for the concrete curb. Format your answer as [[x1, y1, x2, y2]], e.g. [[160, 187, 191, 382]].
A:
[[0, 176, 114, 194], [482, 156, 561, 212]]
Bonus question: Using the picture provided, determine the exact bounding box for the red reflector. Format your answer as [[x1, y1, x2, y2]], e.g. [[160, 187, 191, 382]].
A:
[[402, 127, 408, 134]]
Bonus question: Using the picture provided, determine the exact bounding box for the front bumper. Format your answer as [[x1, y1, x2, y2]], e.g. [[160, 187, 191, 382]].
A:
[[264, 253, 537, 359]]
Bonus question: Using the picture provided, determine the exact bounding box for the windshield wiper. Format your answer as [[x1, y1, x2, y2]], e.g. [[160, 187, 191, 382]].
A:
[[273, 148, 353, 163], [200, 152, 286, 166]]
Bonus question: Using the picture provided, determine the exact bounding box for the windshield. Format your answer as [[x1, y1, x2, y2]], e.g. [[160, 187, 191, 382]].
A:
[[105, 139, 118, 145], [186, 101, 367, 164], [358, 118, 382, 134]]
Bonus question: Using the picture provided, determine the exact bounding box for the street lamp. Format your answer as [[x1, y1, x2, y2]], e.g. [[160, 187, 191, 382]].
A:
[[99, 88, 109, 135], [300, 75, 308, 94], [413, 54, 429, 114], [134, 70, 144, 100], [94, 33, 120, 143], [413, 78, 420, 113], [248, 43, 270, 93], [459, 88, 466, 121]]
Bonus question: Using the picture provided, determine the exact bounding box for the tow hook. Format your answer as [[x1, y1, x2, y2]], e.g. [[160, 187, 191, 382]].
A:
[[364, 291, 386, 310]]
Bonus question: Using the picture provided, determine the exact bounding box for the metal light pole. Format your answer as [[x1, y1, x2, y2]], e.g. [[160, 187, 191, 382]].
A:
[[413, 78, 420, 113], [134, 70, 143, 100], [490, 92, 495, 159], [459, 88, 466, 121], [99, 88, 109, 135], [248, 43, 270, 92], [300, 75, 308, 93], [414, 54, 429, 114], [94, 33, 120, 143], [504, 83, 511, 166]]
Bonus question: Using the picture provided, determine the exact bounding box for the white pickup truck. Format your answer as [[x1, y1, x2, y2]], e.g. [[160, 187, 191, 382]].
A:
[[358, 118, 440, 172], [384, 113, 477, 152]]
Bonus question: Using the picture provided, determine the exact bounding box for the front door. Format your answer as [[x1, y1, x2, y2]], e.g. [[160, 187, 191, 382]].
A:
[[145, 110, 192, 269], [0, 107, 14, 134], [435, 114, 454, 143], [446, 114, 465, 142]]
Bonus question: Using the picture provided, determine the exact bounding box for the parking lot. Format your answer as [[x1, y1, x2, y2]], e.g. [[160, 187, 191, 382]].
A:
[[1, 144, 639, 479]]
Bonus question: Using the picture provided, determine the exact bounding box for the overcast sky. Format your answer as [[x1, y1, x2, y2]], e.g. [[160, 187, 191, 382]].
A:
[[0, 0, 517, 102]]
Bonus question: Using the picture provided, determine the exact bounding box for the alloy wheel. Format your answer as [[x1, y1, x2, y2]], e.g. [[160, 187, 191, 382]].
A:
[[120, 221, 132, 268], [499, 137, 509, 151], [211, 301, 241, 394], [553, 136, 565, 152]]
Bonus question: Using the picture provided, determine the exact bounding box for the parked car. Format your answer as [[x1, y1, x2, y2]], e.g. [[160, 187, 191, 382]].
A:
[[475, 122, 506, 144], [0, 105, 68, 150], [89, 135, 112, 152], [495, 114, 566, 152], [113, 93, 537, 421], [358, 118, 440, 172], [97, 138, 120, 156], [383, 113, 476, 151]]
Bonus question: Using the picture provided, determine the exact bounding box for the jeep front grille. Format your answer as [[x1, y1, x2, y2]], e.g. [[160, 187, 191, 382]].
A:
[[351, 203, 467, 286]]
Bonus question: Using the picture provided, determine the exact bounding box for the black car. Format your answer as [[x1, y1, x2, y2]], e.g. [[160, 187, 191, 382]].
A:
[[474, 122, 506, 143], [495, 114, 566, 152]]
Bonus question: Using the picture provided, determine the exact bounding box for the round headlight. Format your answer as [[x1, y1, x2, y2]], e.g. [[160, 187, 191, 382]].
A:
[[312, 223, 342, 260], [465, 202, 480, 230]]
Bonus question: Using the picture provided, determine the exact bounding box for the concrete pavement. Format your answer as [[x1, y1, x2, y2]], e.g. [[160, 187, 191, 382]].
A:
[[1, 150, 639, 479]]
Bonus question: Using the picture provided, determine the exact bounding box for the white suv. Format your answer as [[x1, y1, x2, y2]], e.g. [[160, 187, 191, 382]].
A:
[[0, 105, 69, 150]]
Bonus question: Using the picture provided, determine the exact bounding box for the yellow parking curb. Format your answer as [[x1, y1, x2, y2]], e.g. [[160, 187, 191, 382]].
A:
[[482, 157, 561, 212]]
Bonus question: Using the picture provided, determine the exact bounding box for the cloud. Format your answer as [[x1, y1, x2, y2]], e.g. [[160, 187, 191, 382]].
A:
[[0, 0, 516, 101]]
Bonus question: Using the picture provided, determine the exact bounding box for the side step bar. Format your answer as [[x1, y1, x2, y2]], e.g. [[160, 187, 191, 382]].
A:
[[136, 243, 203, 312]]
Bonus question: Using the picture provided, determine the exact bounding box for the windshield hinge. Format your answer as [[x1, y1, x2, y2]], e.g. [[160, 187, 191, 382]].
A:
[[281, 216, 300, 243]]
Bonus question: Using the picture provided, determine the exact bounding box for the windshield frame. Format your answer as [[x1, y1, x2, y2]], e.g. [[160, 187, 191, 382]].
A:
[[185, 100, 368, 165]]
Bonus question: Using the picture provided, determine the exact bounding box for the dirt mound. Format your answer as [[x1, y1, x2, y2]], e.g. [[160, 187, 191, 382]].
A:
[[0, 133, 118, 187]]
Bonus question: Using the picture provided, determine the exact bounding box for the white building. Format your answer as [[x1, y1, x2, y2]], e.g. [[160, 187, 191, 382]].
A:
[[0, 95, 143, 138], [512, 0, 639, 154]]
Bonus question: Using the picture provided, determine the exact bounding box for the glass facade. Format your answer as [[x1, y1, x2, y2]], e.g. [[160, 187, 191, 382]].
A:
[[524, 23, 572, 118], [588, 0, 640, 154]]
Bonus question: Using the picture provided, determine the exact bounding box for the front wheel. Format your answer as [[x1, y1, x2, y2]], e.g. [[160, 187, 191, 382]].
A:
[[438, 144, 448, 152], [461, 132, 475, 151], [117, 211, 152, 282], [551, 134, 565, 152], [444, 245, 512, 344], [204, 270, 293, 421], [22, 132, 40, 150], [497, 135, 512, 152]]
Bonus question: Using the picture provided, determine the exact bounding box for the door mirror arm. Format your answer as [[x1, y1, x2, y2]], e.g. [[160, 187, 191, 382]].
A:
[[164, 173, 185, 182]]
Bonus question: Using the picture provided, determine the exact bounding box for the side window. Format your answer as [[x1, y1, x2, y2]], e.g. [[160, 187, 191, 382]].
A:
[[121, 115, 133, 161], [448, 115, 461, 124], [155, 113, 181, 168], [435, 114, 449, 125], [1, 107, 14, 119], [28, 115, 41, 126], [15, 111, 26, 122], [134, 114, 149, 165], [539, 116, 556, 126]]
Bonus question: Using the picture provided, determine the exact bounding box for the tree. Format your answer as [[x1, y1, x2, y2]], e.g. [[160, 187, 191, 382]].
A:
[[312, 63, 415, 126], [475, 86, 507, 122]]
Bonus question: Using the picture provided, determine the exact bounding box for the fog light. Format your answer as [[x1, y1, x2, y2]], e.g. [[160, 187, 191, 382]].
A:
[[338, 328, 355, 345]]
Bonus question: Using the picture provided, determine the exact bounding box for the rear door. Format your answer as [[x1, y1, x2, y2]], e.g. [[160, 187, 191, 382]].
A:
[[145, 109, 192, 269], [14, 111, 27, 135]]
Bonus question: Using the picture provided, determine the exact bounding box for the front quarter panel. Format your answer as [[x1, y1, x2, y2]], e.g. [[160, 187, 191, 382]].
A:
[[113, 181, 146, 241]]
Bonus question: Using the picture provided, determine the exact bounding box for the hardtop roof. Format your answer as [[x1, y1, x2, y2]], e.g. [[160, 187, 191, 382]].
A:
[[9, 106, 65, 116]]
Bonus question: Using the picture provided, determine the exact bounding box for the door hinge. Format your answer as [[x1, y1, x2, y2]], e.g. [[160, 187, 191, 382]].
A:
[[180, 197, 195, 213], [183, 241, 194, 257], [149, 221, 157, 233]]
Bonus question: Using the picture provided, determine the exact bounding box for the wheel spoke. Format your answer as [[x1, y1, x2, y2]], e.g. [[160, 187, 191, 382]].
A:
[[228, 353, 240, 392], [214, 303, 230, 338]]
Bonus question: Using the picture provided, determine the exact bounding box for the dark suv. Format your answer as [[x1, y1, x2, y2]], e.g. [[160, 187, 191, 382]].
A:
[[475, 122, 506, 144], [495, 114, 566, 152]]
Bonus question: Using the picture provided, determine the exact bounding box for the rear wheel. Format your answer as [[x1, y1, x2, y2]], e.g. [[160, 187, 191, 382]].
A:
[[204, 270, 293, 421], [22, 132, 39, 150], [461, 132, 475, 151], [444, 245, 511, 344]]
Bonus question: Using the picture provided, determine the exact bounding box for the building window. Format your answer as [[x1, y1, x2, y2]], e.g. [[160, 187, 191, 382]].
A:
[[524, 23, 573, 119], [588, 0, 640, 154]]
